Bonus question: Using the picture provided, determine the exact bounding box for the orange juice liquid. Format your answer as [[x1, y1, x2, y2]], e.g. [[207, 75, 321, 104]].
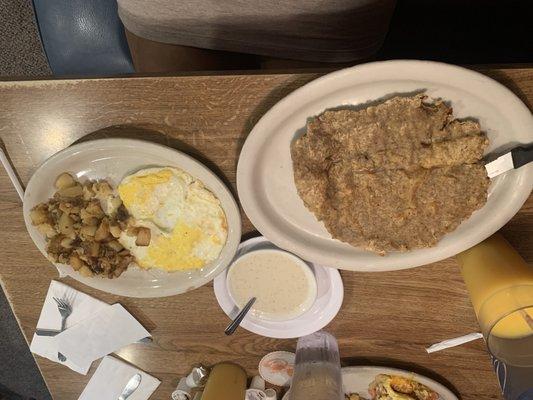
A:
[[201, 362, 247, 400], [457, 233, 533, 339]]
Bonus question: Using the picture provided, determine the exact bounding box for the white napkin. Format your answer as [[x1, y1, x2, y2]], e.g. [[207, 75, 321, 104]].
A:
[[30, 280, 108, 374], [57, 303, 150, 368], [79, 356, 160, 400]]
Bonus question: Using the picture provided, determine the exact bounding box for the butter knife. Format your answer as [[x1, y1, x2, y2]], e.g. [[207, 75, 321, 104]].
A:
[[485, 146, 533, 178], [118, 373, 142, 400], [35, 329, 61, 336]]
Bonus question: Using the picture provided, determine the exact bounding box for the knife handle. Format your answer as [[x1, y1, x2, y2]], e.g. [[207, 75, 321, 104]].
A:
[[511, 146, 533, 169], [35, 329, 61, 336]]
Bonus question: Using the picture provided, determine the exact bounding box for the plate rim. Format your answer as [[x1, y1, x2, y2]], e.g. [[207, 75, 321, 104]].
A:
[[237, 59, 533, 271], [23, 137, 242, 298]]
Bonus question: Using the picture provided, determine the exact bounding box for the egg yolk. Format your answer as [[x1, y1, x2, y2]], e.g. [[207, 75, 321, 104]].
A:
[[142, 223, 205, 271], [118, 169, 173, 212]]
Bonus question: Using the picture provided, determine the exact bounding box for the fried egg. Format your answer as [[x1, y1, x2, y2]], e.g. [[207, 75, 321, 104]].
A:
[[117, 167, 227, 272]]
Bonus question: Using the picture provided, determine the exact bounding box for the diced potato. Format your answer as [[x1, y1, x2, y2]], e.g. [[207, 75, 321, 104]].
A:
[[60, 237, 74, 249], [58, 202, 73, 214], [36, 174, 134, 279], [79, 265, 93, 277], [54, 173, 76, 190], [47, 235, 64, 254], [58, 202, 81, 215], [80, 224, 97, 237], [82, 183, 95, 200], [37, 223, 56, 238], [94, 181, 113, 197], [30, 207, 49, 225], [88, 242, 100, 257], [79, 208, 92, 223], [58, 212, 75, 236], [85, 201, 104, 217], [126, 226, 139, 236], [109, 224, 122, 238], [135, 227, 151, 246], [94, 219, 110, 242], [107, 240, 123, 252], [56, 184, 83, 198], [85, 217, 99, 226], [106, 196, 123, 215]]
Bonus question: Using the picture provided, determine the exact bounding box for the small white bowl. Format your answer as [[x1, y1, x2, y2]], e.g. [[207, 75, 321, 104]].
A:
[[214, 236, 344, 339], [226, 248, 318, 321]]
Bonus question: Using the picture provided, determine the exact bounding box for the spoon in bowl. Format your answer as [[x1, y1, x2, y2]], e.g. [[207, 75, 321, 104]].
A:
[[224, 297, 256, 335]]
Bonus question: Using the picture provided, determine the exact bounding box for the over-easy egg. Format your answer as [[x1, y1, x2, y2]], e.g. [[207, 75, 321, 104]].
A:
[[117, 167, 227, 272]]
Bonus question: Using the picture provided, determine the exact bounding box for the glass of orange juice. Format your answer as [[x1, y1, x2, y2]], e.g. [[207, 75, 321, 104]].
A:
[[457, 233, 533, 366]]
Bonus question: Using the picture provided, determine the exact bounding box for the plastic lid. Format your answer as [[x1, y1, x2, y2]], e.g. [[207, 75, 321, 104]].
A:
[[259, 351, 295, 387]]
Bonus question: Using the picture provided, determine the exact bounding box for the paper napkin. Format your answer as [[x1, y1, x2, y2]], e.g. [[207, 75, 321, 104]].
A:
[[79, 356, 160, 400], [31, 280, 151, 375], [30, 280, 109, 374], [57, 303, 150, 368]]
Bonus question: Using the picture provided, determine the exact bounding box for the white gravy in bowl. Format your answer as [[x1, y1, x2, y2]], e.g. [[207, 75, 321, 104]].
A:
[[227, 249, 317, 321]]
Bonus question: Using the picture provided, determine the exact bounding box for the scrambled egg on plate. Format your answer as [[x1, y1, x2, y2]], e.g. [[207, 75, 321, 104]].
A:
[[368, 374, 439, 400], [117, 167, 227, 271]]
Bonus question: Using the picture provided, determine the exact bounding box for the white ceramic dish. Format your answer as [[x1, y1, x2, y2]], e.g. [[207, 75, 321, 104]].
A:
[[23, 138, 241, 298], [282, 365, 458, 400], [214, 236, 343, 338], [237, 60, 533, 271], [226, 248, 317, 321]]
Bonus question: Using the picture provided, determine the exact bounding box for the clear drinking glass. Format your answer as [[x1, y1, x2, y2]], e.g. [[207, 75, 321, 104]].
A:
[[457, 233, 533, 367], [289, 331, 343, 400]]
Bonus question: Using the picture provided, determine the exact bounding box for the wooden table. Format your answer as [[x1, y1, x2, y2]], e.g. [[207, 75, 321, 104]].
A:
[[0, 67, 531, 400]]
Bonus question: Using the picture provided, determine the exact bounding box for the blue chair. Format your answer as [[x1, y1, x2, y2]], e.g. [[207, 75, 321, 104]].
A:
[[33, 0, 134, 76]]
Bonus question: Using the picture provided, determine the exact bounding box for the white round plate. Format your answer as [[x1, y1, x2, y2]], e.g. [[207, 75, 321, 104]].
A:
[[23, 138, 241, 298], [213, 236, 343, 339], [237, 60, 533, 271], [282, 366, 458, 400]]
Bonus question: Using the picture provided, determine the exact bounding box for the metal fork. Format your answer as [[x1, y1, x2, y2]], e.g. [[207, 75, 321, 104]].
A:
[[53, 297, 72, 362]]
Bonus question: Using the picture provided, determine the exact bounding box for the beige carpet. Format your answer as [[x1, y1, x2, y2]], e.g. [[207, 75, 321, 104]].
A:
[[0, 0, 50, 77], [0, 2, 51, 398]]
